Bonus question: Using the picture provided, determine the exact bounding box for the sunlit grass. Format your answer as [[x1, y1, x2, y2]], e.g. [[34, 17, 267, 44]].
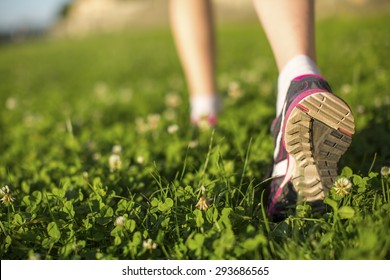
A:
[[0, 14, 389, 260]]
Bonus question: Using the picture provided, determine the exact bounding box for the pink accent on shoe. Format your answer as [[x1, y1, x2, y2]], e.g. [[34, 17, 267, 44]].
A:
[[278, 145, 284, 162], [268, 158, 293, 215], [297, 103, 309, 113], [191, 115, 217, 127], [208, 115, 217, 126], [338, 127, 353, 137], [293, 74, 324, 81], [268, 185, 284, 215], [281, 89, 329, 148]]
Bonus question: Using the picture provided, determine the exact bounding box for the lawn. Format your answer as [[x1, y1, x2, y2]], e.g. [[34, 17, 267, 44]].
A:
[[0, 13, 389, 260]]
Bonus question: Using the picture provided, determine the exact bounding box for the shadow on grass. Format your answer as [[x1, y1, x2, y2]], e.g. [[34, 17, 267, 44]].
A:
[[342, 104, 390, 174]]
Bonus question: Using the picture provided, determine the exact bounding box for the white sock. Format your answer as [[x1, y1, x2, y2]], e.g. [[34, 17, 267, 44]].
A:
[[277, 55, 321, 116], [190, 94, 220, 122]]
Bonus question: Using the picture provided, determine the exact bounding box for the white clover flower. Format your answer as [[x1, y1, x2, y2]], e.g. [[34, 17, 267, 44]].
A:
[[143, 239, 157, 250], [109, 154, 122, 172], [147, 114, 160, 130], [188, 140, 199, 149], [93, 152, 102, 161], [333, 178, 353, 197], [114, 216, 126, 227], [167, 124, 179, 134], [0, 185, 8, 195], [0, 185, 15, 205], [381, 166, 390, 177], [135, 117, 147, 133], [356, 105, 365, 115], [5, 97, 17, 110], [340, 84, 352, 94], [71, 243, 82, 252], [112, 145, 122, 155], [165, 92, 182, 108], [82, 171, 89, 180], [136, 156, 144, 164], [228, 81, 243, 99], [199, 185, 206, 195], [195, 196, 209, 211]]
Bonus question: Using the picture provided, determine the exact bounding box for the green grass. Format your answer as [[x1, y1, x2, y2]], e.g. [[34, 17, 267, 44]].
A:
[[0, 14, 389, 260]]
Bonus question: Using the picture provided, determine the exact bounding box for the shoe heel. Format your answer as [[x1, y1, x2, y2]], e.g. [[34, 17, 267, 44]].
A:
[[284, 91, 355, 202]]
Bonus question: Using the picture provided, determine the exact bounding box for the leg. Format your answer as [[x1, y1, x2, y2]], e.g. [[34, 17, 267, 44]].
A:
[[254, 0, 355, 219], [169, 0, 219, 125], [253, 0, 316, 71], [253, 0, 320, 116]]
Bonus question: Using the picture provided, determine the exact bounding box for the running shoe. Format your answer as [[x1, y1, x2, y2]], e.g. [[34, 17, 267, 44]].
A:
[[268, 74, 355, 219], [190, 95, 220, 129], [191, 114, 218, 129]]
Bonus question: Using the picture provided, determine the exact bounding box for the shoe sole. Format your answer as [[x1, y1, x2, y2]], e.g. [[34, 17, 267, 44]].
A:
[[284, 91, 355, 205]]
